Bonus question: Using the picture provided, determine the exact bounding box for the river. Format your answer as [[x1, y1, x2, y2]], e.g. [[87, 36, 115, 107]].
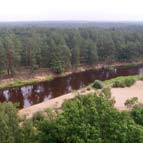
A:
[[0, 65, 143, 108]]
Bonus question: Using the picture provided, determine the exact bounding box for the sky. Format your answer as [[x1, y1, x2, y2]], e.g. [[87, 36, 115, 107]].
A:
[[0, 0, 143, 22]]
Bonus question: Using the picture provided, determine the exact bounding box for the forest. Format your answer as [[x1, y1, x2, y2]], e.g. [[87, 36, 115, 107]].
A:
[[0, 23, 143, 75], [1, 23, 143, 142]]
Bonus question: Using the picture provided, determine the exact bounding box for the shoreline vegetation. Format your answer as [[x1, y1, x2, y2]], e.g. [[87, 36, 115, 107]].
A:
[[0, 61, 142, 90], [18, 72, 143, 119]]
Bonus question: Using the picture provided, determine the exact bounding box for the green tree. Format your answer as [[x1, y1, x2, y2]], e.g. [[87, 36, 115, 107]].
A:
[[36, 94, 143, 143], [3, 33, 21, 76], [131, 104, 143, 126], [0, 102, 20, 143]]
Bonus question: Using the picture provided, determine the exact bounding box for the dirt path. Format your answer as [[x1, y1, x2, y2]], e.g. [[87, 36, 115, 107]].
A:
[[112, 81, 143, 110]]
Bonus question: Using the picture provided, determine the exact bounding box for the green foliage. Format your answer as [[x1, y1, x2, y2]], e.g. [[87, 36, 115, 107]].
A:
[[131, 104, 143, 126], [125, 78, 136, 87], [104, 75, 143, 87], [100, 87, 115, 105], [0, 102, 20, 143], [32, 111, 45, 121], [0, 76, 54, 89], [101, 87, 111, 98], [113, 80, 126, 87], [20, 120, 38, 143], [139, 76, 143, 81], [0, 25, 143, 76], [125, 97, 139, 109], [35, 94, 143, 143], [113, 77, 135, 88], [92, 80, 104, 89]]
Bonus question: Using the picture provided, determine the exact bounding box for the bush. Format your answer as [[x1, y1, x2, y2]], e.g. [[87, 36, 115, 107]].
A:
[[113, 80, 126, 88], [113, 78, 135, 88], [32, 111, 45, 121], [139, 76, 143, 81], [125, 78, 135, 87], [100, 87, 115, 105], [131, 104, 143, 126], [125, 97, 139, 109], [0, 102, 20, 143], [92, 80, 104, 89], [101, 87, 111, 99]]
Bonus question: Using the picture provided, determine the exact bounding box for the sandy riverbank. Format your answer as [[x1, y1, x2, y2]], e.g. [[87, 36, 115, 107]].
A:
[[18, 80, 143, 118], [18, 88, 95, 119], [112, 80, 143, 110]]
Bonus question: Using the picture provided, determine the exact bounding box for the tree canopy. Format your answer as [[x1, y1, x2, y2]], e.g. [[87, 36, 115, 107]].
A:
[[0, 24, 143, 74]]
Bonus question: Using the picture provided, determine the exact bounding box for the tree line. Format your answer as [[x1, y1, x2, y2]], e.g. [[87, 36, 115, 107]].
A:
[[0, 25, 143, 75]]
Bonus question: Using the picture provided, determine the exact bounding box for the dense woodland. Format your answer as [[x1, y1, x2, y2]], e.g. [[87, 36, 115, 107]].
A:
[[0, 23, 143, 75]]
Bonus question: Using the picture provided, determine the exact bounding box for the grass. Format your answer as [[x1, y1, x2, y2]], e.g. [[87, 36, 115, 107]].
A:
[[0, 61, 143, 90], [0, 76, 54, 90], [123, 62, 143, 68], [0, 80, 37, 90], [104, 75, 143, 86], [107, 62, 143, 70], [45, 76, 54, 81]]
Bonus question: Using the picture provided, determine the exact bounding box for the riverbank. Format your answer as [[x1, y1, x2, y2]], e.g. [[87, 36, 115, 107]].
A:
[[112, 80, 143, 110], [18, 87, 95, 119], [0, 62, 142, 90], [18, 75, 143, 119]]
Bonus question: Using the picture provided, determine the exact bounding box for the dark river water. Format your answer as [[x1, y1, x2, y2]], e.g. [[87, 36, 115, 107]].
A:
[[0, 65, 143, 108]]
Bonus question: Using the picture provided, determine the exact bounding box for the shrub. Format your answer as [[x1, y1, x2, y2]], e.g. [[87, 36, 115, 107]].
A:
[[131, 104, 143, 126], [92, 80, 104, 89], [124, 78, 135, 87], [101, 87, 111, 99], [113, 80, 126, 88], [139, 76, 143, 81], [100, 87, 115, 105], [32, 111, 45, 121], [125, 97, 139, 109], [113, 78, 135, 88]]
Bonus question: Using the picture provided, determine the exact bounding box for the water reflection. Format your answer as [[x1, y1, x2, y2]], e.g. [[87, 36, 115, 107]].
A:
[[3, 90, 10, 101], [0, 65, 142, 108], [34, 85, 44, 93], [21, 85, 33, 97]]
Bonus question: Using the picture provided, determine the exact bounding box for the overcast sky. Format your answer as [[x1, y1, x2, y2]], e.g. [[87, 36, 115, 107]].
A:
[[0, 0, 143, 22]]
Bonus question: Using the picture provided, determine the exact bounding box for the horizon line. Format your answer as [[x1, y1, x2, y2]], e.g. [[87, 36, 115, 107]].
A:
[[0, 20, 143, 23]]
